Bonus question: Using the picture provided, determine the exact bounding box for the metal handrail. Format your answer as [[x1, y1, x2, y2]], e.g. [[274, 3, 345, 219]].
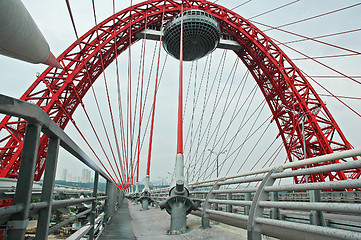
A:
[[0, 94, 121, 239], [190, 147, 361, 186], [0, 94, 112, 182], [151, 147, 361, 240]]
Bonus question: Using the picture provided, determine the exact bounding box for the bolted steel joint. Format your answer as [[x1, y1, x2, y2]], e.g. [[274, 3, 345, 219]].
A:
[[169, 180, 190, 197], [138, 190, 153, 211], [161, 180, 198, 235], [176, 180, 184, 192], [161, 195, 196, 215], [172, 180, 186, 196]]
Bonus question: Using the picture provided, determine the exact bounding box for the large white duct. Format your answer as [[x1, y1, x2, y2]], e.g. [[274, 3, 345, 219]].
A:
[[0, 0, 61, 68]]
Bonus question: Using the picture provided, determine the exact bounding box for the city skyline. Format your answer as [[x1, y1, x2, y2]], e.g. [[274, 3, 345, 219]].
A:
[[57, 168, 95, 183]]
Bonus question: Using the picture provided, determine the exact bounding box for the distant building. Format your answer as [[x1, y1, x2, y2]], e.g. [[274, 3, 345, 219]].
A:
[[82, 169, 91, 183], [61, 169, 68, 181], [66, 172, 73, 182]]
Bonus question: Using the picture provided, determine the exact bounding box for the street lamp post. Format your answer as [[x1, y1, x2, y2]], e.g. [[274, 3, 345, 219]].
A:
[[208, 149, 227, 178]]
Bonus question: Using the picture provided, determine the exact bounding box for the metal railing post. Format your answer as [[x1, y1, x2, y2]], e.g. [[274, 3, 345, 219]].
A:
[[201, 181, 220, 228], [35, 137, 60, 240], [269, 192, 281, 220], [309, 190, 327, 226], [6, 122, 42, 240], [88, 172, 99, 240], [244, 192, 251, 215], [248, 170, 277, 240], [116, 188, 121, 209], [104, 180, 116, 223], [226, 193, 233, 213]]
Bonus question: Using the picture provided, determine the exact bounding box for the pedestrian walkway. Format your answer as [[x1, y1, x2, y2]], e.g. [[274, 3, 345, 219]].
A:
[[128, 200, 247, 240], [97, 199, 281, 240], [98, 199, 136, 240]]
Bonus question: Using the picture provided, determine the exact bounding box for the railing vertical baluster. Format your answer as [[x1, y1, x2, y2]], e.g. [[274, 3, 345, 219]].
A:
[[309, 190, 327, 226], [269, 192, 281, 220], [248, 170, 277, 240], [35, 137, 60, 240], [116, 188, 123, 209], [244, 192, 251, 215], [7, 122, 42, 240], [104, 180, 116, 224], [226, 193, 233, 213], [202, 181, 220, 228], [88, 172, 99, 240]]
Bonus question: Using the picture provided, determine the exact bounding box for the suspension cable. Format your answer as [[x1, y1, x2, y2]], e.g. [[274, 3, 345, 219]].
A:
[[218, 103, 269, 178], [139, 54, 169, 161], [191, 72, 256, 181], [194, 51, 227, 171], [284, 28, 361, 45], [302, 71, 361, 119], [292, 53, 359, 61], [65, 0, 123, 187], [251, 20, 361, 55], [136, 7, 148, 185], [195, 51, 228, 179], [235, 118, 273, 173], [69, 83, 123, 185], [56, 98, 121, 187], [177, 4, 184, 154], [262, 2, 361, 32], [318, 94, 361, 101], [185, 54, 213, 179], [184, 57, 211, 171], [248, 0, 300, 20], [91, 0, 127, 188], [128, 0, 134, 189], [199, 58, 240, 177], [146, 2, 166, 176], [183, 62, 195, 120], [230, 0, 253, 11], [112, 0, 129, 188], [193, 83, 260, 181]]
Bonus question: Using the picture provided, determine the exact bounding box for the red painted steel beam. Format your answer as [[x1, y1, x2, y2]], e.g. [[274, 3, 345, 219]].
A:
[[0, 0, 358, 183]]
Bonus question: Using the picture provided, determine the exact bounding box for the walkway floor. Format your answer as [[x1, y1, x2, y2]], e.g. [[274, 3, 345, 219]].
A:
[[98, 199, 280, 239], [128, 200, 248, 240], [98, 199, 136, 240]]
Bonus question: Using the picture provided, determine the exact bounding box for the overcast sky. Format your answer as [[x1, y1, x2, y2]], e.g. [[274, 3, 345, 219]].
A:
[[0, 0, 360, 186]]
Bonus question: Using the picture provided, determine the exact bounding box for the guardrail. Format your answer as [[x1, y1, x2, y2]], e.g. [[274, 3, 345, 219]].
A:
[[0, 94, 121, 240], [152, 148, 361, 240]]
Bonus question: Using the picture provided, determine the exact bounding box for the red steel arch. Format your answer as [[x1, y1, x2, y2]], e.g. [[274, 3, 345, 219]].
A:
[[0, 0, 359, 183]]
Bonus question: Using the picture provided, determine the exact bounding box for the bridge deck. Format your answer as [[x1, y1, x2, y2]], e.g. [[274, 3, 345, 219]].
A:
[[98, 200, 136, 240], [118, 200, 248, 239], [99, 199, 251, 239]]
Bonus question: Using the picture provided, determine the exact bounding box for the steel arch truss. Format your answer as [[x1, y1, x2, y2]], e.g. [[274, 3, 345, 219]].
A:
[[0, 0, 359, 182]]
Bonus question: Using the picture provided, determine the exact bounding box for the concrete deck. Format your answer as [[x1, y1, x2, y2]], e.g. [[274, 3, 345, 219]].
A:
[[98, 199, 281, 239], [128, 200, 248, 240]]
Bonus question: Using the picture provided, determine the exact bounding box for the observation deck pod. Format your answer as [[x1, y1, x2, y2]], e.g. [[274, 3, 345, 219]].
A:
[[162, 9, 221, 61]]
